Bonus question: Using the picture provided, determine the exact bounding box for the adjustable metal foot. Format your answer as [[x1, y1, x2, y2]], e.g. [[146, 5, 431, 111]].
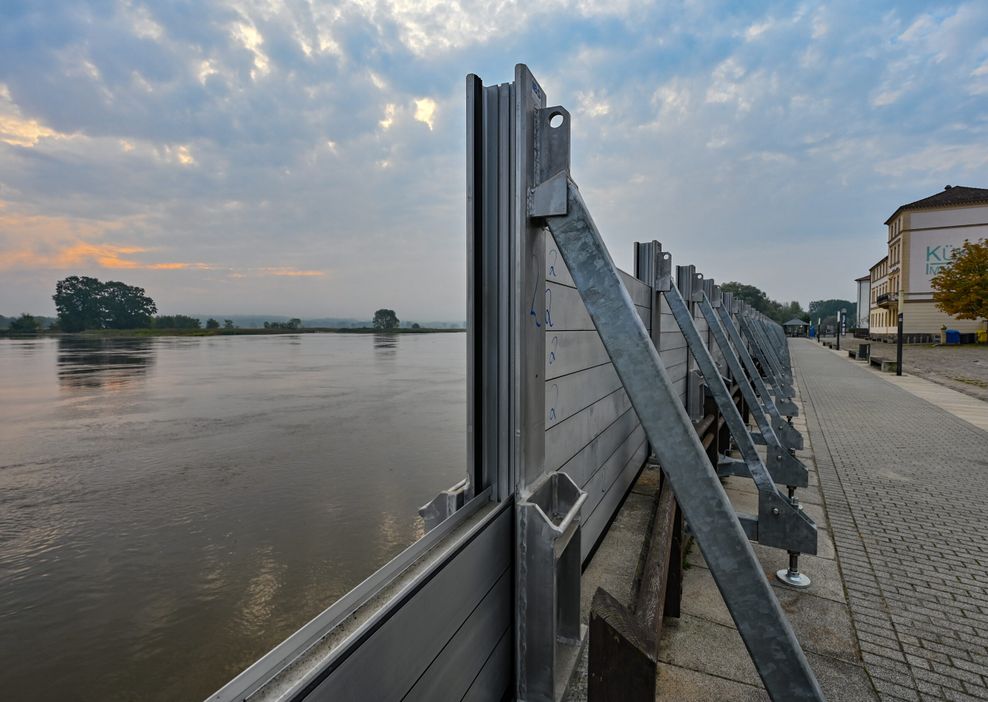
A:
[[777, 551, 811, 589]]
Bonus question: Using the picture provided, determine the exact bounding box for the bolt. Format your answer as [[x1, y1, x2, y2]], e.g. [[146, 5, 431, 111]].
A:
[[771, 507, 780, 516]]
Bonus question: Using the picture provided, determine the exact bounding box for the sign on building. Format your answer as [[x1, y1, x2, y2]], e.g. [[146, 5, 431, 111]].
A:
[[908, 225, 988, 293]]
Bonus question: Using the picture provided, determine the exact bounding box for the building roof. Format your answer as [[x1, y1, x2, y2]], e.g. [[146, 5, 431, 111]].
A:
[[855, 274, 870, 282], [869, 255, 888, 272], [885, 185, 988, 224], [783, 318, 809, 326]]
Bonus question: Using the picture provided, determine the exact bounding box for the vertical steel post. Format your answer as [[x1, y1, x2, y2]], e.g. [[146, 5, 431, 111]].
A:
[[897, 311, 904, 376]]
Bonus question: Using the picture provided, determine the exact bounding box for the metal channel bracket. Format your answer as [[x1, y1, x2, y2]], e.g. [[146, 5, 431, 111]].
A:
[[529, 106, 823, 699], [517, 471, 587, 702]]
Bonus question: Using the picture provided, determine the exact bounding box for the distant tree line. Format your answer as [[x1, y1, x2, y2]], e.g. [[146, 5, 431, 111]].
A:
[[720, 281, 855, 328], [263, 318, 302, 330]]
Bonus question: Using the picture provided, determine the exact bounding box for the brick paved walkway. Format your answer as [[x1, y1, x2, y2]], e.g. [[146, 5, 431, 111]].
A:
[[792, 339, 988, 702]]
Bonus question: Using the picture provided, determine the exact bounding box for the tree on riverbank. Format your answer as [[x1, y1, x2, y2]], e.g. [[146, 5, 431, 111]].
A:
[[53, 276, 157, 331], [9, 313, 42, 333], [372, 309, 399, 330], [931, 238, 988, 322]]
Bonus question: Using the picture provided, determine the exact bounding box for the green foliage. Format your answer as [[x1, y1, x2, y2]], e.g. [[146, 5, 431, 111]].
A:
[[411, 322, 421, 329], [53, 276, 106, 331], [372, 308, 399, 330], [206, 318, 220, 329], [720, 282, 806, 324], [223, 319, 234, 329], [53, 276, 156, 331], [9, 313, 41, 333], [720, 282, 771, 312], [262, 318, 301, 330], [153, 314, 201, 329], [808, 299, 856, 325], [931, 238, 988, 320]]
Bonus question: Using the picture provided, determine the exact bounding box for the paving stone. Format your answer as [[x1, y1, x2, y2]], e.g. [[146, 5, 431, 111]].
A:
[[655, 663, 769, 701], [791, 340, 988, 700], [657, 613, 763, 687], [678, 563, 860, 663]]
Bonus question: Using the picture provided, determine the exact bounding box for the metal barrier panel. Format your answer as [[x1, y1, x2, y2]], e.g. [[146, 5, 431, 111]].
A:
[[545, 233, 651, 558], [210, 64, 822, 702], [657, 294, 689, 405], [301, 505, 513, 702]]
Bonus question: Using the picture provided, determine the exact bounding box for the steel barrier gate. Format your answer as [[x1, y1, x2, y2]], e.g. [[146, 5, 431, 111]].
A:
[[208, 65, 824, 702]]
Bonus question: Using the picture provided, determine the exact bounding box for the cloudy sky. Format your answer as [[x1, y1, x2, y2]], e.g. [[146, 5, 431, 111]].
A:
[[2, 1, 987, 320]]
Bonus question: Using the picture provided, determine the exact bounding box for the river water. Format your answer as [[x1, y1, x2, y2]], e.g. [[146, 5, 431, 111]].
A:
[[0, 333, 466, 701]]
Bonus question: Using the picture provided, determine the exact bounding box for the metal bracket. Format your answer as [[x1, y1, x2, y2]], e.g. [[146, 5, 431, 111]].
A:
[[517, 471, 587, 702], [655, 250, 673, 292], [530, 171, 569, 217], [691, 272, 704, 303], [418, 479, 469, 531], [536, 106, 571, 183]]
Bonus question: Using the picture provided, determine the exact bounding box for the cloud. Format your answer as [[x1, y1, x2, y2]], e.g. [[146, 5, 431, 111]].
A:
[[1, 0, 987, 316], [412, 97, 436, 130]]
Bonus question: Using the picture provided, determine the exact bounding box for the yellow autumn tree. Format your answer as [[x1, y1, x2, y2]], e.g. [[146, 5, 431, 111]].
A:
[[930, 238, 988, 322]]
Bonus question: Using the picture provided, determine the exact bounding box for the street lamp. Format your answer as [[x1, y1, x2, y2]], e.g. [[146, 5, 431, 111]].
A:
[[836, 308, 846, 351], [896, 312, 903, 376]]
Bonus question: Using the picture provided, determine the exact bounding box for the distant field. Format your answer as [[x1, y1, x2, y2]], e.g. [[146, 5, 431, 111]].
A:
[[0, 327, 464, 338]]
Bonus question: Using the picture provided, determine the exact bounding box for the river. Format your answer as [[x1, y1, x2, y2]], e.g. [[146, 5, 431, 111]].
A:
[[0, 333, 466, 701]]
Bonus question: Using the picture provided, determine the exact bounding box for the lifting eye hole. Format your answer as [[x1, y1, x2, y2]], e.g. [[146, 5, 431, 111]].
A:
[[549, 112, 565, 128]]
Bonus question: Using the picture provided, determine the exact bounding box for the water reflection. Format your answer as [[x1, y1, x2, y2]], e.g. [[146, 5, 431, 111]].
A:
[[372, 333, 398, 356], [0, 332, 465, 702], [57, 337, 156, 389]]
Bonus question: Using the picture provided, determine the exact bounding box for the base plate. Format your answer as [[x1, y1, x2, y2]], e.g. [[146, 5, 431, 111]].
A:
[[776, 568, 811, 589]]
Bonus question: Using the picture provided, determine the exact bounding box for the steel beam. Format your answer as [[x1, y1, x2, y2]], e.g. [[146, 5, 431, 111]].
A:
[[663, 280, 815, 552], [716, 304, 804, 451], [697, 296, 808, 485], [531, 175, 823, 700]]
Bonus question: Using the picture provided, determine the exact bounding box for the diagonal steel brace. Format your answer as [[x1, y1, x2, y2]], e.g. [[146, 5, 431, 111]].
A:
[[662, 281, 815, 553], [716, 305, 804, 451], [696, 295, 808, 486], [531, 174, 823, 701]]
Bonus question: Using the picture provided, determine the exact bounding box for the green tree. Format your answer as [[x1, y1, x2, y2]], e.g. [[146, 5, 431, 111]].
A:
[[9, 313, 41, 333], [780, 300, 809, 322], [720, 282, 771, 314], [931, 238, 988, 321], [372, 309, 399, 330], [720, 282, 806, 323], [223, 319, 234, 329], [101, 280, 156, 329], [411, 322, 421, 329], [53, 276, 156, 331], [53, 276, 106, 331], [288, 318, 302, 330], [808, 299, 856, 326], [206, 318, 220, 329]]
